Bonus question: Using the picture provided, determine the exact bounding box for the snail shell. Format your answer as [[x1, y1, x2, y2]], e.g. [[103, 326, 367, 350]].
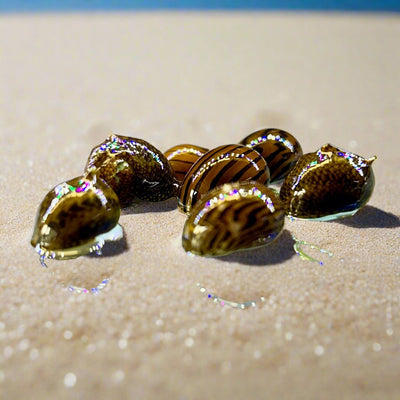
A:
[[240, 128, 303, 183], [178, 144, 270, 214], [85, 134, 176, 207], [31, 176, 120, 259], [182, 182, 285, 257], [164, 144, 209, 182], [279, 144, 376, 220]]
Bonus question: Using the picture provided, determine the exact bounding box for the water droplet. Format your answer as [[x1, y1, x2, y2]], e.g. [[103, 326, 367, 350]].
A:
[[184, 337, 194, 348], [64, 372, 77, 387], [40, 255, 48, 268], [63, 330, 73, 340], [314, 345, 325, 356], [285, 332, 294, 341], [292, 234, 333, 265], [67, 278, 110, 295], [197, 283, 259, 309], [18, 339, 30, 351], [372, 342, 382, 352], [113, 370, 125, 383]]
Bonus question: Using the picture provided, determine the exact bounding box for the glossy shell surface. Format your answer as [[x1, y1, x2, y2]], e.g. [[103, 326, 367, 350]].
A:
[[178, 144, 270, 214], [182, 182, 285, 257], [85, 134, 176, 207], [280, 144, 376, 220], [164, 144, 209, 182], [240, 128, 303, 183], [31, 176, 120, 253]]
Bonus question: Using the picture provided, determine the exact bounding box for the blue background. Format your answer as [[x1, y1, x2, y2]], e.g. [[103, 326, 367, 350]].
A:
[[1, 0, 399, 12]]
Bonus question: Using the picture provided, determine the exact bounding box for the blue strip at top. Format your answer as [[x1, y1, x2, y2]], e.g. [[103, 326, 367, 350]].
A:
[[1, 0, 399, 12]]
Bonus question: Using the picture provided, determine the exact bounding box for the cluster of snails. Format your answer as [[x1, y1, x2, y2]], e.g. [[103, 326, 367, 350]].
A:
[[31, 130, 376, 263]]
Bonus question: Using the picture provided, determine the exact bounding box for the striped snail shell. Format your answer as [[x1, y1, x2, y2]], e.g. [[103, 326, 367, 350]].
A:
[[164, 144, 209, 182], [240, 128, 303, 183], [280, 144, 377, 220], [182, 182, 285, 257], [31, 175, 120, 259], [178, 144, 270, 214], [85, 134, 177, 207]]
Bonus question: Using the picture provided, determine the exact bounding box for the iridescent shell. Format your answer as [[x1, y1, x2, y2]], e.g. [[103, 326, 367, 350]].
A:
[[182, 182, 285, 257], [280, 144, 376, 220], [31, 176, 120, 259], [85, 134, 176, 207], [178, 144, 270, 214], [164, 144, 209, 182], [240, 128, 303, 183]]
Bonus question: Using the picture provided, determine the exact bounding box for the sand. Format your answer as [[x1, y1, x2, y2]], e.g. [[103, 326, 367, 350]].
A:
[[1, 12, 400, 399]]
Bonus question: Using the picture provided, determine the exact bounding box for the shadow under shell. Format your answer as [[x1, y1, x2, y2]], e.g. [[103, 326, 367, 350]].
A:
[[333, 205, 400, 229]]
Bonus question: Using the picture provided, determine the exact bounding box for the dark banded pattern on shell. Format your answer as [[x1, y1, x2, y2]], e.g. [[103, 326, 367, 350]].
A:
[[240, 128, 303, 183], [178, 144, 270, 214], [182, 182, 285, 257], [85, 134, 176, 207], [280, 144, 376, 220], [164, 144, 209, 182]]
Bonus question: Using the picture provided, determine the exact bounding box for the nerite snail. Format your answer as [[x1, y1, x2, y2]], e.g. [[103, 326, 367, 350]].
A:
[[31, 130, 377, 265]]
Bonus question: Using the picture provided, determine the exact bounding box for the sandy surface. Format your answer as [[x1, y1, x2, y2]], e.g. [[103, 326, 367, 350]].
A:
[[1, 12, 400, 399]]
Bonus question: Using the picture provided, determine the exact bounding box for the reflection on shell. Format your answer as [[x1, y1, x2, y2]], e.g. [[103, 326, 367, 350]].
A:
[[182, 182, 285, 257], [164, 144, 209, 182], [280, 143, 376, 220], [85, 134, 176, 207], [178, 144, 270, 214], [31, 175, 120, 259], [240, 128, 303, 183]]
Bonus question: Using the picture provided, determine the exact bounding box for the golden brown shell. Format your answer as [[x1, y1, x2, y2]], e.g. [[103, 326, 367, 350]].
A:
[[240, 128, 303, 183], [279, 144, 376, 220], [164, 144, 209, 182], [178, 144, 270, 214], [31, 176, 120, 253], [182, 182, 285, 257], [85, 134, 176, 207]]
